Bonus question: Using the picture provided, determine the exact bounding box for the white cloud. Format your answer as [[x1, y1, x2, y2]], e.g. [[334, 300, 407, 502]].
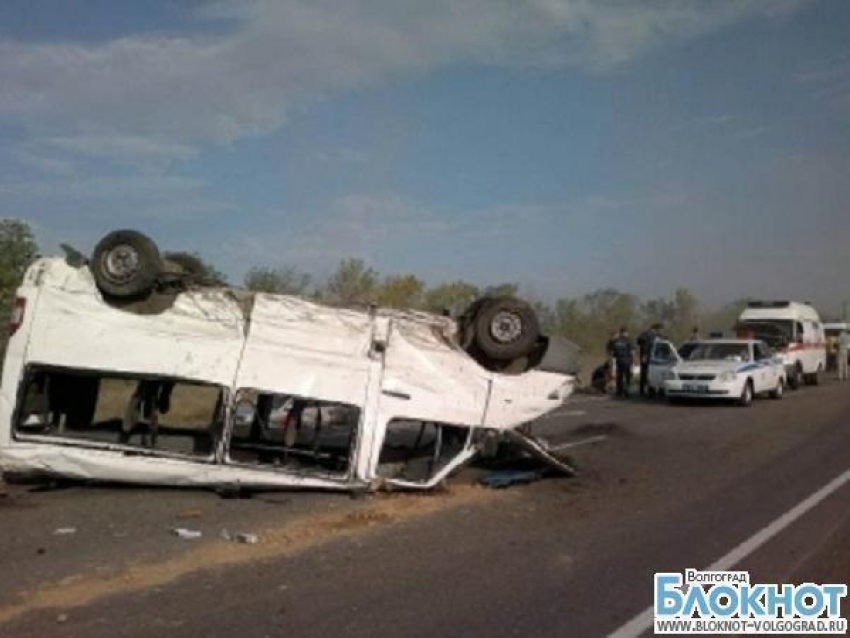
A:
[[0, 170, 233, 223], [314, 147, 370, 164], [0, 0, 810, 235], [0, 174, 205, 200], [228, 194, 457, 266], [13, 149, 78, 177], [42, 135, 198, 164], [794, 55, 850, 110], [0, 0, 808, 148], [220, 190, 636, 273]]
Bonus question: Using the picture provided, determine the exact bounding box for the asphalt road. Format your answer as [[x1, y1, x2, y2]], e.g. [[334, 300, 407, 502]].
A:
[[1, 377, 848, 638]]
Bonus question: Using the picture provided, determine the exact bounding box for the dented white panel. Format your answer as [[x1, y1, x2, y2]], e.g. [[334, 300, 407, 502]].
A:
[[0, 444, 350, 489], [25, 260, 246, 386], [378, 318, 491, 426], [235, 294, 372, 406], [250, 294, 374, 360], [483, 371, 575, 429]]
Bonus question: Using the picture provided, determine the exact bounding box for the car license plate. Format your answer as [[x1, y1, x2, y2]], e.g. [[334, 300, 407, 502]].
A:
[[683, 383, 708, 393]]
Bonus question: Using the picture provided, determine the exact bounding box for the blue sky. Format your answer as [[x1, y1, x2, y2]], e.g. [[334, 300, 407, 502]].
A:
[[0, 0, 848, 312]]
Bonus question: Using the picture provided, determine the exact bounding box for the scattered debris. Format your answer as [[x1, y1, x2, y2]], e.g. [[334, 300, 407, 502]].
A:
[[171, 528, 202, 540], [56, 613, 69, 624], [53, 527, 77, 536], [220, 529, 259, 545], [177, 508, 203, 520], [500, 430, 579, 477], [480, 470, 543, 489]]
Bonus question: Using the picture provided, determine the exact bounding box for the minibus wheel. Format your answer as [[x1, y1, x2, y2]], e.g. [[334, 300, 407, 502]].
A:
[[471, 297, 540, 362], [91, 230, 162, 299]]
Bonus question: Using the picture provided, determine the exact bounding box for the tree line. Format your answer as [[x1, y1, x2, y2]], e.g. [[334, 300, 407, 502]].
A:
[[0, 219, 752, 365], [244, 262, 752, 357]]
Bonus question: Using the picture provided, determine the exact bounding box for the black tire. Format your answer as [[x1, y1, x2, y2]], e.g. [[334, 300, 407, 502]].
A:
[[788, 364, 803, 390], [91, 230, 162, 299], [769, 378, 784, 400], [810, 367, 821, 386], [738, 380, 754, 407], [459, 297, 495, 350], [472, 297, 540, 361]]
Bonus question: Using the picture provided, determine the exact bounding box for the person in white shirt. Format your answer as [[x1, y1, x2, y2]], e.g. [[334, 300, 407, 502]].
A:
[[839, 330, 850, 381]]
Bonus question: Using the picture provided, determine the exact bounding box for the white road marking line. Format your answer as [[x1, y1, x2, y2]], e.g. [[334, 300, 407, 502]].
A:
[[569, 396, 610, 404], [539, 409, 588, 421], [608, 466, 850, 638], [538, 410, 585, 421], [548, 435, 607, 451]]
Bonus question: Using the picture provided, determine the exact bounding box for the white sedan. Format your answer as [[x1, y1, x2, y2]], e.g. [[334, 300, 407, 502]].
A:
[[663, 339, 786, 407]]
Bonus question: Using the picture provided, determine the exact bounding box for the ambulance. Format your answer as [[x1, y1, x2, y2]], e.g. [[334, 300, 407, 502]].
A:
[[737, 301, 826, 389]]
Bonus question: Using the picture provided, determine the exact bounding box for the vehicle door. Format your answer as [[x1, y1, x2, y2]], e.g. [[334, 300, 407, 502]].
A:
[[375, 316, 491, 489], [648, 340, 681, 390], [753, 341, 775, 392], [225, 295, 375, 488]]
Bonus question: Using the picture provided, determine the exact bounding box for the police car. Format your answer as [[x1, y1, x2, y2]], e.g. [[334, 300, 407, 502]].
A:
[[662, 339, 786, 407]]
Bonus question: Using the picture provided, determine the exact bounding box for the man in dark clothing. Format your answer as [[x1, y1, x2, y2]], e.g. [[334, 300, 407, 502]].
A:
[[637, 323, 664, 397], [603, 329, 618, 394], [611, 327, 635, 398], [605, 330, 617, 357]]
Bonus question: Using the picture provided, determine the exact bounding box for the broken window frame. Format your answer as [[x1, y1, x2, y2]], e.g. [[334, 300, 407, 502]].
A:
[[378, 417, 479, 490], [12, 364, 229, 464], [221, 388, 365, 483]]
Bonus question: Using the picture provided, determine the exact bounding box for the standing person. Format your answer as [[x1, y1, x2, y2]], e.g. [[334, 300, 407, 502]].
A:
[[839, 330, 850, 381], [605, 329, 618, 394], [611, 327, 635, 398], [827, 334, 837, 371], [637, 323, 663, 397], [605, 329, 618, 358], [690, 327, 701, 341]]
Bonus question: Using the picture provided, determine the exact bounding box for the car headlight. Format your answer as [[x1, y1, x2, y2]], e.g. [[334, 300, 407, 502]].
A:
[[663, 370, 678, 381], [718, 371, 737, 382]]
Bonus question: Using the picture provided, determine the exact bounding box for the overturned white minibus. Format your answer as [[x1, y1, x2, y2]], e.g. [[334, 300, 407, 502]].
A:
[[0, 231, 579, 491]]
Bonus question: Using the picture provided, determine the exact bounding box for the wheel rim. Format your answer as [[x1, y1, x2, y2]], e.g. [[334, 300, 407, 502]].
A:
[[101, 244, 141, 284], [489, 311, 523, 344]]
